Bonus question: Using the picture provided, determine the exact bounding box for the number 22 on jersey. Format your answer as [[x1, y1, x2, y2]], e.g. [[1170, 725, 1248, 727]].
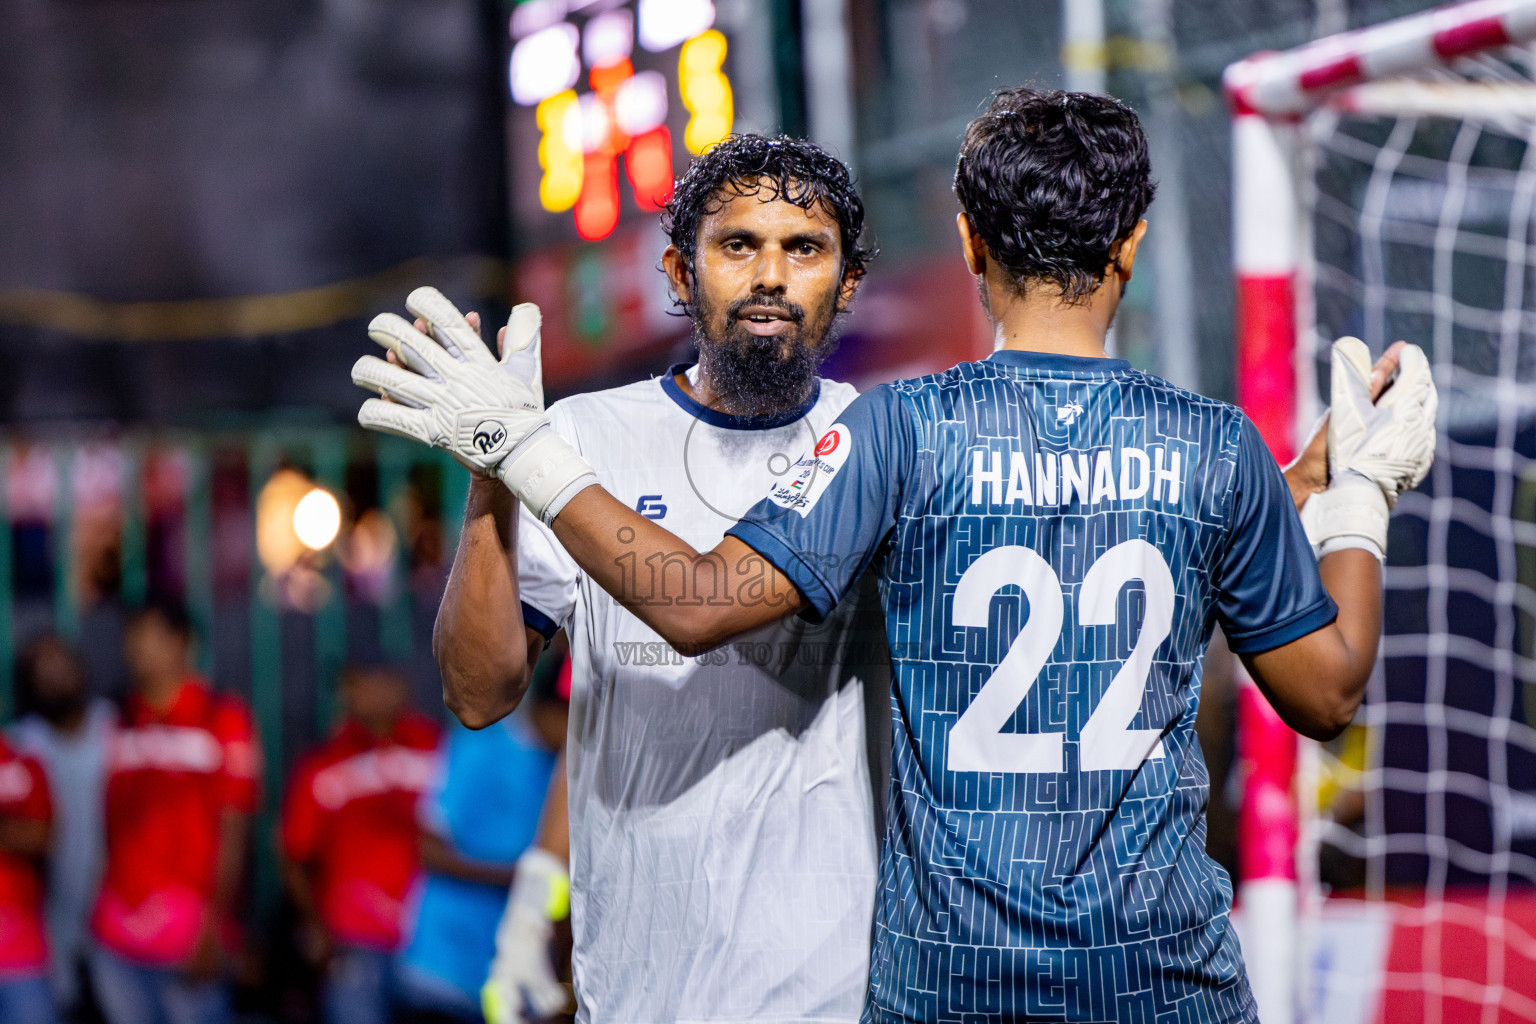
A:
[[948, 539, 1173, 775]]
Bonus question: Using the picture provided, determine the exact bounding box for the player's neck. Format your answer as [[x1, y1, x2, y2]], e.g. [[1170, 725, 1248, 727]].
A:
[[985, 274, 1117, 360]]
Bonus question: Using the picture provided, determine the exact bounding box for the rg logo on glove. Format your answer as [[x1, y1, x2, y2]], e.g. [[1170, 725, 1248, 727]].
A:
[[473, 420, 508, 455]]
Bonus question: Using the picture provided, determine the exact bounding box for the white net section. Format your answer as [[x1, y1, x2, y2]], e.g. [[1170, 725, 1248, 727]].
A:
[[1301, 47, 1536, 1024]]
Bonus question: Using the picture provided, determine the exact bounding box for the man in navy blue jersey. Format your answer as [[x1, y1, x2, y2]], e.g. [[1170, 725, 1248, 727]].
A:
[[363, 93, 1437, 1023]]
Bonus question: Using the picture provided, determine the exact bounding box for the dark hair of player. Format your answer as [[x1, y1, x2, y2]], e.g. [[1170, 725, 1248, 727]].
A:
[[661, 134, 876, 314], [954, 88, 1156, 302]]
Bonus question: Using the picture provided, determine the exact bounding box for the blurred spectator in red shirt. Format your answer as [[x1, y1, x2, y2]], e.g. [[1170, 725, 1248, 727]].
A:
[[10, 633, 114, 1021], [90, 602, 259, 1024], [0, 732, 54, 1024], [281, 663, 439, 1024]]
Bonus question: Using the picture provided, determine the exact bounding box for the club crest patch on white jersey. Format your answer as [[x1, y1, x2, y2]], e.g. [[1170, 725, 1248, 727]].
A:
[[769, 422, 852, 516]]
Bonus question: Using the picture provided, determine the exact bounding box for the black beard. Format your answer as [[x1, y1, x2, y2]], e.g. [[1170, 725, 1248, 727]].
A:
[[692, 293, 843, 417]]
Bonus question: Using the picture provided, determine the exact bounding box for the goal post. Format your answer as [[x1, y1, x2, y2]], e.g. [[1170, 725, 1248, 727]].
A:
[[1227, 0, 1536, 459], [1223, 4, 1536, 1024]]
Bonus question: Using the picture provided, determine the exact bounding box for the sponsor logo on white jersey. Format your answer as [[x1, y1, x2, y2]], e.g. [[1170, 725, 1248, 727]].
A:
[[767, 423, 851, 517]]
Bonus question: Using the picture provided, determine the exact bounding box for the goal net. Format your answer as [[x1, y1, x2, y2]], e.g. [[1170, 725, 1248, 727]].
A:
[[1226, 4, 1536, 1022], [1306, 70, 1536, 1023]]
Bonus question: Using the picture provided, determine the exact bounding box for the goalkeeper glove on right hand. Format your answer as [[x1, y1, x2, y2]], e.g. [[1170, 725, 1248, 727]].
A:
[[1300, 337, 1438, 559], [481, 847, 572, 1024]]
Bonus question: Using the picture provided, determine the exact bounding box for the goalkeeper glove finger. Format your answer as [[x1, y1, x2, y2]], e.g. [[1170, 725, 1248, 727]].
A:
[[1328, 337, 1438, 507], [353, 288, 540, 469], [482, 848, 572, 1024], [1359, 340, 1438, 503], [1302, 338, 1439, 559]]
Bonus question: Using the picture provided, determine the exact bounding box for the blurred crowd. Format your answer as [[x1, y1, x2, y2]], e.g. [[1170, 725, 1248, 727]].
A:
[[0, 601, 570, 1024]]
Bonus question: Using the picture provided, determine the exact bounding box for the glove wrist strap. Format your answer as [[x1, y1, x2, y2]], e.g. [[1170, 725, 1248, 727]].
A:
[[1300, 472, 1389, 561], [497, 425, 598, 525]]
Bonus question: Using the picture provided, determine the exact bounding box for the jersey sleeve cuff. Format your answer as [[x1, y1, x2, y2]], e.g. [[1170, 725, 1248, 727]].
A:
[[520, 601, 560, 642], [1224, 595, 1339, 654], [726, 521, 839, 625]]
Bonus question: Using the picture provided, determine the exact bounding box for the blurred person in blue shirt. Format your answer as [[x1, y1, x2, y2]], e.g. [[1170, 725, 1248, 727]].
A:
[[394, 669, 565, 1024]]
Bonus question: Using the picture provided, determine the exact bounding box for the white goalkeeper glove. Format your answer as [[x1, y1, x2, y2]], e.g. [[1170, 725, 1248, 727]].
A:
[[481, 848, 572, 1024], [1300, 337, 1438, 559], [352, 287, 597, 524]]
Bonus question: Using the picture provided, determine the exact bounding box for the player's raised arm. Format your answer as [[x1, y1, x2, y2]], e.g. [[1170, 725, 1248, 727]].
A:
[[352, 288, 823, 661], [1229, 338, 1437, 740], [353, 290, 589, 727]]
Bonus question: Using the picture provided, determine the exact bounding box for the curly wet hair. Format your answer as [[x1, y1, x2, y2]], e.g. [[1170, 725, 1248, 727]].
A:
[[661, 134, 876, 312], [954, 88, 1156, 301]]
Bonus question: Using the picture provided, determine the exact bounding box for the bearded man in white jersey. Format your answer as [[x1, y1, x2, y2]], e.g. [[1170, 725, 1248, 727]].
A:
[[354, 135, 887, 1024]]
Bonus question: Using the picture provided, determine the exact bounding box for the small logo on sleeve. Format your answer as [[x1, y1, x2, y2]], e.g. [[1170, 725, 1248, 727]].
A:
[[768, 423, 851, 517], [636, 494, 668, 520]]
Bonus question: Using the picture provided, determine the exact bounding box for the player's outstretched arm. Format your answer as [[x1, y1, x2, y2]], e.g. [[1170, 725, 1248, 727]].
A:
[[351, 291, 571, 728], [551, 485, 806, 655]]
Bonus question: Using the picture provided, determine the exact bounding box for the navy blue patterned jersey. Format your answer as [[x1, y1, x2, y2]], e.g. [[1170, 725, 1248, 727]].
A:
[[727, 350, 1336, 1024]]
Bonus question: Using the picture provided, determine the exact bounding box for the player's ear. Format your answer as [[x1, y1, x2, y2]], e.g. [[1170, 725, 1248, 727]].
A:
[[835, 262, 864, 312], [662, 244, 692, 305], [956, 212, 986, 277], [1108, 220, 1149, 284]]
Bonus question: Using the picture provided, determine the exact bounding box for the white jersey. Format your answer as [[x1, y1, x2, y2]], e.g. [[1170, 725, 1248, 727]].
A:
[[517, 365, 885, 1024]]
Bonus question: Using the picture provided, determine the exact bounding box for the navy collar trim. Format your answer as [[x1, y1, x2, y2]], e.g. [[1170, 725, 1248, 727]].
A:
[[659, 363, 820, 430], [985, 349, 1132, 375]]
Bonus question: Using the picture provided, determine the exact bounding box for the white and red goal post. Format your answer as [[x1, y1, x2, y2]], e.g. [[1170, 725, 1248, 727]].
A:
[[1222, 4, 1536, 1024], [1227, 0, 1536, 456]]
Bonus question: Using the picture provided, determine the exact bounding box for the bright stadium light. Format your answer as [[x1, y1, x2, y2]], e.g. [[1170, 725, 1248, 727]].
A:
[[510, 0, 567, 40], [583, 8, 634, 68], [510, 22, 581, 106], [615, 70, 668, 135], [293, 488, 341, 551], [679, 29, 732, 154], [537, 90, 583, 212], [638, 0, 714, 52], [578, 91, 613, 153]]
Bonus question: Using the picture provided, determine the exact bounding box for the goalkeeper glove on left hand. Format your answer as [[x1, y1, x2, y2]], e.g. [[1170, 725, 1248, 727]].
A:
[[1300, 337, 1438, 559]]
